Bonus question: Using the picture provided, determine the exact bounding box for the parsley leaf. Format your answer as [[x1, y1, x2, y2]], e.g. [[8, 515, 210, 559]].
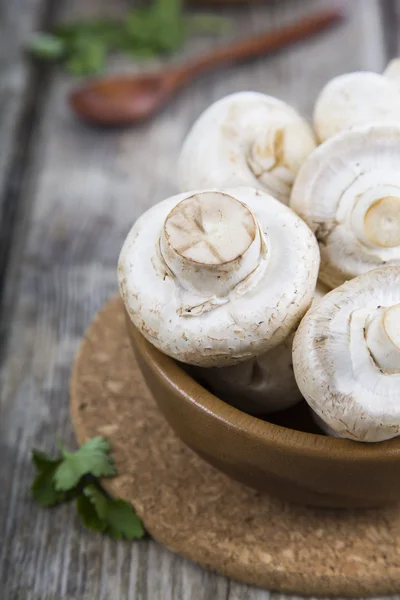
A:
[[152, 0, 185, 53], [76, 493, 107, 532], [84, 485, 145, 540], [26, 33, 66, 60], [54, 436, 116, 491], [54, 18, 122, 43], [83, 484, 109, 519], [32, 448, 60, 471], [31, 437, 145, 540], [26, 3, 229, 76], [106, 498, 145, 540], [31, 450, 65, 506], [65, 36, 106, 76]]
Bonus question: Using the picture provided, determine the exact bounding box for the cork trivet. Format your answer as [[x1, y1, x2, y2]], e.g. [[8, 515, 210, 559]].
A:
[[70, 297, 400, 598]]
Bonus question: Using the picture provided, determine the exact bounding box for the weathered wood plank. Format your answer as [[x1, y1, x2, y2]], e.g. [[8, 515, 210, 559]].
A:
[[229, 582, 271, 599], [0, 0, 45, 187], [0, 1, 394, 599], [0, 0, 55, 330]]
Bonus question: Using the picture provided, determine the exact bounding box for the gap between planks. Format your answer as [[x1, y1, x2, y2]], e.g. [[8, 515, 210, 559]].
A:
[[379, 0, 400, 60]]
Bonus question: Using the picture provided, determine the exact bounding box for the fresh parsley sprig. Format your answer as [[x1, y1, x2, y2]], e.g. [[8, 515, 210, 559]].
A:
[[31, 436, 145, 541], [26, 0, 229, 76]]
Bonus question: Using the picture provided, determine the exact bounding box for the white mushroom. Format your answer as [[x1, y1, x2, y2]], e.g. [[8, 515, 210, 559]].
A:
[[119, 187, 319, 367], [293, 267, 400, 443], [314, 64, 400, 142], [189, 283, 329, 416], [290, 123, 400, 289], [191, 332, 298, 415], [178, 92, 316, 205]]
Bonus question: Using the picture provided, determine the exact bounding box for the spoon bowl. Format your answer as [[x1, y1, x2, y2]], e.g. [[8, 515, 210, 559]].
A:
[[69, 74, 172, 126]]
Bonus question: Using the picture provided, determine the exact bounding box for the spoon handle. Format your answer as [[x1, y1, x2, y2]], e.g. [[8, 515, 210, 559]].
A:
[[167, 5, 346, 87]]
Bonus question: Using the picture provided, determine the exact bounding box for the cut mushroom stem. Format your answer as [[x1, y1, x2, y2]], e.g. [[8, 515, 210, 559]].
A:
[[160, 191, 265, 298], [246, 127, 292, 200], [246, 120, 315, 200], [362, 196, 400, 248], [365, 304, 400, 374]]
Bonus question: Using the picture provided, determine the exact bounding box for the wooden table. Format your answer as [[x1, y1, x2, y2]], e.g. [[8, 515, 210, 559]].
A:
[[0, 1, 399, 598]]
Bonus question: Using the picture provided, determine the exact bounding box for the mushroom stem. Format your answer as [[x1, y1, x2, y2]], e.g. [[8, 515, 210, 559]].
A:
[[366, 304, 400, 373], [246, 128, 292, 199], [178, 92, 316, 206], [160, 191, 266, 297], [384, 58, 400, 87], [363, 196, 400, 248], [247, 130, 279, 174]]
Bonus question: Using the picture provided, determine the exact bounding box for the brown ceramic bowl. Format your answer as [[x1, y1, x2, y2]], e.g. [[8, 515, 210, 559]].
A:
[[127, 317, 400, 509]]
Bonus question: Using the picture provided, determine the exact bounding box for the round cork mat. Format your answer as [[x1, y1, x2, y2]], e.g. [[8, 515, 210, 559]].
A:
[[70, 297, 400, 597]]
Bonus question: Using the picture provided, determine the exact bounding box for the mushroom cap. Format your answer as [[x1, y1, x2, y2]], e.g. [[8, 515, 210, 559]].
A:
[[293, 267, 400, 442], [119, 187, 319, 367], [290, 123, 400, 289], [314, 72, 400, 142], [178, 92, 316, 205]]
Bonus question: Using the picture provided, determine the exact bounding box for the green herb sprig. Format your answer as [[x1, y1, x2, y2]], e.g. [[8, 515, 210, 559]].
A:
[[31, 436, 145, 540], [26, 0, 229, 76]]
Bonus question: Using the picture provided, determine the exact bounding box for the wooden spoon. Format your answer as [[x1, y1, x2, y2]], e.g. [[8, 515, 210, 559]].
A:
[[69, 6, 346, 126]]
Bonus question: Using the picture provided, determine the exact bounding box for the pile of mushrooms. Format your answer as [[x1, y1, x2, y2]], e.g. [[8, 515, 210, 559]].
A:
[[119, 68, 400, 442]]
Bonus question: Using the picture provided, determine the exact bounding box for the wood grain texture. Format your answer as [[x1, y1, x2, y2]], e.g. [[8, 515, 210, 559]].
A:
[[0, 0, 394, 598], [0, 0, 57, 334], [0, 0, 44, 188]]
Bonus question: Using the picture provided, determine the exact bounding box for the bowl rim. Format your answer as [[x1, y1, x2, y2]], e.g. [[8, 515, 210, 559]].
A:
[[129, 320, 400, 462]]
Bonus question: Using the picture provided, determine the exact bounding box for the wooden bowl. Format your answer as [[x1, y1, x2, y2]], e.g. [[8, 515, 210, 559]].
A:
[[126, 316, 400, 509]]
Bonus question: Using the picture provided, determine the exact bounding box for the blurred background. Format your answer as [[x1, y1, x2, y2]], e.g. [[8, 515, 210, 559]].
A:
[[0, 1, 398, 599]]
